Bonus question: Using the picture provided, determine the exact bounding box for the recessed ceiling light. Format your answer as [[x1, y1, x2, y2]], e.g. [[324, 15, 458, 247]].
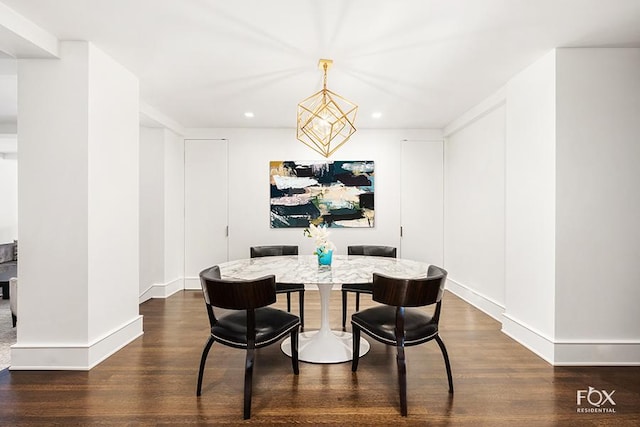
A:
[[371, 112, 382, 119], [244, 112, 254, 118]]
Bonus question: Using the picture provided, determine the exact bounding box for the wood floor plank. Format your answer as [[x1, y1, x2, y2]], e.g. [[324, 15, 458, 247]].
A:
[[0, 290, 639, 425]]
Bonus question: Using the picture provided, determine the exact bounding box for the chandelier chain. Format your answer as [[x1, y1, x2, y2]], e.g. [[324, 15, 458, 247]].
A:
[[322, 62, 328, 91]]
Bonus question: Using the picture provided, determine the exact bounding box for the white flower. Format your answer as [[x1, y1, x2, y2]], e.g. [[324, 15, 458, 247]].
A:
[[303, 223, 335, 254]]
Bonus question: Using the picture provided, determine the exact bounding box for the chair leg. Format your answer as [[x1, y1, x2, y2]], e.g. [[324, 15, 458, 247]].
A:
[[244, 344, 256, 419], [351, 326, 361, 371], [286, 292, 292, 312], [196, 336, 215, 396], [396, 343, 408, 416], [355, 293, 360, 312], [298, 290, 305, 331], [291, 328, 299, 375], [341, 290, 348, 331], [435, 335, 454, 393], [12, 314, 17, 328]]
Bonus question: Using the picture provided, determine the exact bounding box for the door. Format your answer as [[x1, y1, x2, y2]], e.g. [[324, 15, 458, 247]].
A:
[[184, 139, 228, 289], [400, 140, 444, 265]]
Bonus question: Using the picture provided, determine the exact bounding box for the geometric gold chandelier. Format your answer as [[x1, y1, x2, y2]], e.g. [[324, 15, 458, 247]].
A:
[[296, 59, 358, 158]]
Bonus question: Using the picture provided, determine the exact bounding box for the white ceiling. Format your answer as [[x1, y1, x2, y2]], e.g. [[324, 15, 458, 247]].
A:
[[1, 0, 640, 130]]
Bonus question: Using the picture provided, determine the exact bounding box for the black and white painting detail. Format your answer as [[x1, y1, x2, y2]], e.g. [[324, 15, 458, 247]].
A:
[[270, 160, 374, 228]]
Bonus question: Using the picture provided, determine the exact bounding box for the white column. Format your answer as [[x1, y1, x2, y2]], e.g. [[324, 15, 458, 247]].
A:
[[139, 127, 166, 301], [163, 130, 185, 292], [139, 127, 185, 300], [554, 48, 640, 364], [503, 50, 557, 363], [13, 41, 142, 370]]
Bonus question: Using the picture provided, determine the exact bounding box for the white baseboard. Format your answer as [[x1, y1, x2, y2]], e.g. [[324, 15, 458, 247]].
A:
[[501, 313, 640, 366], [501, 312, 555, 364], [445, 278, 504, 321], [446, 276, 556, 363], [9, 315, 143, 370], [447, 278, 640, 365], [139, 277, 184, 303], [552, 340, 640, 366]]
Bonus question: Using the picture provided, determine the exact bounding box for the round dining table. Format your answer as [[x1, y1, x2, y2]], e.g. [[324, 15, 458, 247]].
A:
[[218, 254, 431, 364]]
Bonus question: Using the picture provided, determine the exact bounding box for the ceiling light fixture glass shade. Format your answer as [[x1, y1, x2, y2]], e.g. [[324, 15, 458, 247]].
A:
[[297, 59, 358, 158]]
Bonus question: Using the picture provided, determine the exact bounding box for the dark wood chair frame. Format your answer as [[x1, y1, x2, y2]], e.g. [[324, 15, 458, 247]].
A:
[[250, 245, 305, 329], [197, 265, 300, 419], [351, 266, 453, 416], [341, 245, 397, 330]]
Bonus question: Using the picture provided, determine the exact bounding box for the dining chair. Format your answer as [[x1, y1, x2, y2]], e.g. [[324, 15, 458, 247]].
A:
[[197, 265, 300, 419], [9, 277, 17, 327], [250, 245, 305, 329], [351, 265, 453, 416], [342, 245, 397, 330]]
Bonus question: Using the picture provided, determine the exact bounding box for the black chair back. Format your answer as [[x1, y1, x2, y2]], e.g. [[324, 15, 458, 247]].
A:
[[197, 265, 300, 419], [372, 266, 447, 308], [250, 245, 298, 257], [248, 245, 305, 328], [200, 266, 276, 310], [340, 245, 398, 330], [351, 264, 452, 416], [348, 245, 397, 258]]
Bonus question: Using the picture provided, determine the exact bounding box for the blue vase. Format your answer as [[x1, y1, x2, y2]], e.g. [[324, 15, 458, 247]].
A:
[[317, 249, 333, 266]]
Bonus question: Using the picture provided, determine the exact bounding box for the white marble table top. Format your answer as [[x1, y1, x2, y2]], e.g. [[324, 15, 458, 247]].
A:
[[218, 255, 430, 284]]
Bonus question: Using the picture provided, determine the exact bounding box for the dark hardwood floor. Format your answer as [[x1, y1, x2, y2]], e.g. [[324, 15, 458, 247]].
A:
[[0, 289, 639, 426]]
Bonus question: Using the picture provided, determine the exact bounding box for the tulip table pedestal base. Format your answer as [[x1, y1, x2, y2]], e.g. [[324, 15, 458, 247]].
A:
[[280, 281, 370, 363]]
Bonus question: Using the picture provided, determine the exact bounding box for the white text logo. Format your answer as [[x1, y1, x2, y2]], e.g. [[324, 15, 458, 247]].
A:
[[576, 386, 616, 414]]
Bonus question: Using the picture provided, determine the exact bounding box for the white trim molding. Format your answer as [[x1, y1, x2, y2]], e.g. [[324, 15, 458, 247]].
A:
[[501, 314, 640, 366], [445, 278, 505, 322], [443, 86, 506, 137], [501, 312, 555, 364], [139, 102, 185, 136], [10, 315, 143, 370], [0, 2, 59, 58], [139, 277, 184, 303], [553, 340, 640, 366]]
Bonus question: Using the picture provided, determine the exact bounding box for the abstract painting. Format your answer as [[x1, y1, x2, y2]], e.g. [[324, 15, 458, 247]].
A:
[[270, 160, 374, 228]]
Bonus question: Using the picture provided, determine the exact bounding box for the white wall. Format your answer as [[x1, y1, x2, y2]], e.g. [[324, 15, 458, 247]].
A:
[[443, 97, 506, 320], [0, 59, 18, 243], [0, 138, 17, 243], [18, 42, 92, 350], [554, 48, 640, 363], [502, 50, 557, 362], [138, 127, 184, 300], [139, 127, 165, 299], [400, 140, 444, 265], [183, 128, 443, 288], [227, 128, 401, 259], [184, 139, 227, 288], [444, 48, 640, 365], [163, 129, 184, 292], [86, 44, 140, 343], [14, 41, 142, 369]]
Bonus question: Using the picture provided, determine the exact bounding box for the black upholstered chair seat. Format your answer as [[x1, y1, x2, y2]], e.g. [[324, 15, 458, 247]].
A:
[[351, 306, 438, 346], [213, 307, 301, 348], [351, 266, 452, 417], [341, 282, 373, 293], [197, 265, 300, 419], [250, 245, 305, 329], [342, 245, 397, 330], [276, 282, 305, 291]]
